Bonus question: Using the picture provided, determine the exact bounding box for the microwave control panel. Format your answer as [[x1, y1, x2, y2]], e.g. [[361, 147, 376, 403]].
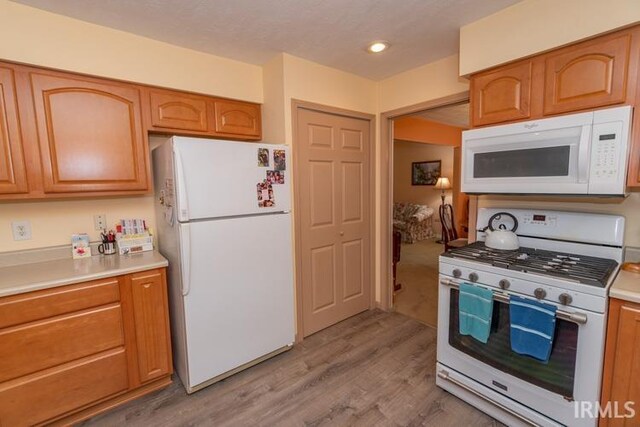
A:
[[591, 127, 621, 181]]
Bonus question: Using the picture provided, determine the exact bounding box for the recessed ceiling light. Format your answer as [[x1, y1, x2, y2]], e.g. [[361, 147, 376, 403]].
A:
[[367, 41, 389, 53]]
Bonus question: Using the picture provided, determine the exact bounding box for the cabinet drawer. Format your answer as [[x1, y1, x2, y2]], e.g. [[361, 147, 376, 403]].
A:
[[0, 278, 120, 329], [0, 348, 128, 426], [0, 304, 124, 382]]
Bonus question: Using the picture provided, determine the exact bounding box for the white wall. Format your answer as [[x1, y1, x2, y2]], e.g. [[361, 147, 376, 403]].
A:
[[378, 55, 469, 113], [0, 0, 263, 101], [393, 141, 454, 212]]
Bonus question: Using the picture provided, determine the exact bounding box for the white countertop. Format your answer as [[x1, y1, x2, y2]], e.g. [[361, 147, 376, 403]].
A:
[[0, 251, 168, 298], [610, 269, 640, 304]]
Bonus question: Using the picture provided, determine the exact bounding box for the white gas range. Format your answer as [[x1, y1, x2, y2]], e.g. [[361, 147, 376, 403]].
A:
[[436, 208, 624, 427]]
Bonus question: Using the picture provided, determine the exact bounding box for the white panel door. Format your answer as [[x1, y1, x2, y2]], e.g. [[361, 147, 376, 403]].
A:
[[173, 137, 291, 221], [179, 213, 295, 389]]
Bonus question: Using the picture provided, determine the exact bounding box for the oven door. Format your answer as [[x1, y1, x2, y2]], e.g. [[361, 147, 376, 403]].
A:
[[437, 276, 605, 427], [461, 113, 592, 195]]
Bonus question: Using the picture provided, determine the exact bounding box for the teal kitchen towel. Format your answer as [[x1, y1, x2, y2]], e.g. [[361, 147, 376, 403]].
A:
[[459, 282, 494, 343]]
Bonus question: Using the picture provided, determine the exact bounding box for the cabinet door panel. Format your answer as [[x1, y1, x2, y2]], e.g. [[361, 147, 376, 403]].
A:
[[0, 304, 124, 383], [544, 34, 630, 115], [0, 67, 28, 194], [0, 349, 128, 426], [30, 73, 149, 193], [212, 99, 261, 139], [149, 89, 208, 132], [129, 270, 171, 383], [471, 61, 532, 126]]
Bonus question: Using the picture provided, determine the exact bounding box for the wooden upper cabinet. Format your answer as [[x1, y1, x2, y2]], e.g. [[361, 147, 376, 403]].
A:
[[212, 99, 261, 139], [30, 72, 149, 193], [0, 67, 28, 195], [471, 61, 532, 126], [543, 34, 631, 115], [149, 89, 208, 132], [129, 269, 171, 383]]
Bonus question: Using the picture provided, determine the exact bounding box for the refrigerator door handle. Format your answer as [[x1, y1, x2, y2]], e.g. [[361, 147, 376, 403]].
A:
[[180, 223, 192, 296], [174, 146, 190, 222]]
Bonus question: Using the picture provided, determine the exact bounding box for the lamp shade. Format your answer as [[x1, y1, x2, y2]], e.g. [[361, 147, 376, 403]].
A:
[[434, 177, 451, 190]]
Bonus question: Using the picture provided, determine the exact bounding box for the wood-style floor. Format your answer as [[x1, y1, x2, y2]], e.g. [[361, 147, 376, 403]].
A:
[[82, 310, 501, 426]]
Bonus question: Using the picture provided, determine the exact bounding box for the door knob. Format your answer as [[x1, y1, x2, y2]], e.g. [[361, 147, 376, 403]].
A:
[[340, 231, 344, 236]]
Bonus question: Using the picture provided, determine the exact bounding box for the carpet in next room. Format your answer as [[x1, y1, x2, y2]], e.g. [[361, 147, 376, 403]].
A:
[[394, 238, 443, 328]]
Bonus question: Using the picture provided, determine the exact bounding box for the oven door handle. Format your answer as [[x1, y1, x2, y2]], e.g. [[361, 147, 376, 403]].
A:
[[437, 370, 538, 426], [440, 278, 588, 325]]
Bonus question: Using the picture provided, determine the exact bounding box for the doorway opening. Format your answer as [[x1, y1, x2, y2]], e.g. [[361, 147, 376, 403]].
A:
[[391, 101, 470, 327]]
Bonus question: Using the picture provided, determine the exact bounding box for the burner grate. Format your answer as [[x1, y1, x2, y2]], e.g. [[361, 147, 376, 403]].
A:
[[442, 242, 618, 287]]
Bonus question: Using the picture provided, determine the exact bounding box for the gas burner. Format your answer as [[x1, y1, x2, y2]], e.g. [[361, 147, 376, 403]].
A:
[[442, 241, 618, 288]]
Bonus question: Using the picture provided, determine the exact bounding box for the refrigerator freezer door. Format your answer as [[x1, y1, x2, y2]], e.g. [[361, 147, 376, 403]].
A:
[[173, 137, 291, 221], [179, 213, 295, 389]]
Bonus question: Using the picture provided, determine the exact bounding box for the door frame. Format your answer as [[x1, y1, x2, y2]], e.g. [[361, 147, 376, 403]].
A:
[[378, 91, 478, 311], [291, 99, 377, 342]]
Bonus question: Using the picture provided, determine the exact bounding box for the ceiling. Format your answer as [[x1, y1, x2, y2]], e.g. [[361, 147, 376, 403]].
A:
[[413, 102, 470, 129], [11, 0, 521, 80]]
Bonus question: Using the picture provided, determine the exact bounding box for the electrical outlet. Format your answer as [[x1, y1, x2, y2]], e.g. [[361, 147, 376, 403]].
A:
[[94, 214, 106, 231], [12, 220, 32, 241]]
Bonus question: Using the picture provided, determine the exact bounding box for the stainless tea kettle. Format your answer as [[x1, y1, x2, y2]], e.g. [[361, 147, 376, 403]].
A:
[[482, 212, 520, 250]]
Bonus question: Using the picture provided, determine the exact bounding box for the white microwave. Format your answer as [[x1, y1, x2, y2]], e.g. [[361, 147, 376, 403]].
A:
[[461, 105, 633, 195]]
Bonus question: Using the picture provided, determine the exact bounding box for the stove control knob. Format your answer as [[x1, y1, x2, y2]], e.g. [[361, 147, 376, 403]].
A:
[[452, 269, 462, 278], [499, 279, 510, 290], [559, 293, 573, 305], [534, 288, 547, 300], [468, 272, 479, 282]]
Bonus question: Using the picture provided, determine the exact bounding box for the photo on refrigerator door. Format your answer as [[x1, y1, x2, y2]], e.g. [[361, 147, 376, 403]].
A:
[[258, 148, 270, 167], [267, 170, 285, 185], [274, 149, 286, 171], [257, 180, 275, 207]]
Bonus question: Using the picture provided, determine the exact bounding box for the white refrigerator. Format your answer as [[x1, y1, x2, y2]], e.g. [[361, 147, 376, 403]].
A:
[[152, 136, 295, 393]]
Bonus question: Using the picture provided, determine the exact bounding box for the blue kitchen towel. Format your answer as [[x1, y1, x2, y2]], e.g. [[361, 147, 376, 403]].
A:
[[509, 295, 557, 363], [459, 283, 494, 343]]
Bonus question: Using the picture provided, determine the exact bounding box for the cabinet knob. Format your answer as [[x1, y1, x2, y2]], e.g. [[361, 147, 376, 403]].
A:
[[453, 269, 462, 278], [499, 279, 510, 290], [534, 288, 546, 300], [468, 272, 479, 282]]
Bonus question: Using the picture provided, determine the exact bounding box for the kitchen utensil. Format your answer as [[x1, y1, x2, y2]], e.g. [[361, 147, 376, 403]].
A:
[[483, 212, 519, 250]]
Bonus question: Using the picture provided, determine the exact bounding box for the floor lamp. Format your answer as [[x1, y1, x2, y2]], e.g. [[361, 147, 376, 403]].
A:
[[434, 177, 451, 244]]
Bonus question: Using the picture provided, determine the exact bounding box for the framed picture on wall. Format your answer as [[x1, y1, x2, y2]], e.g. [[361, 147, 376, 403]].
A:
[[411, 160, 441, 185]]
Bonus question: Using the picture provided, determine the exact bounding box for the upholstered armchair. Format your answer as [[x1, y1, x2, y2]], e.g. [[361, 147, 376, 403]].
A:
[[392, 202, 435, 244]]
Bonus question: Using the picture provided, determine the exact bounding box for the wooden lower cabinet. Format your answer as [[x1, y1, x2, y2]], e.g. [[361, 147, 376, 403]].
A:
[[128, 269, 172, 383], [0, 268, 172, 426], [600, 298, 640, 426]]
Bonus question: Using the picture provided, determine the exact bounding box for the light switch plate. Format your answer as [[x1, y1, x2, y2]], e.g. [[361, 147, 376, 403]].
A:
[[12, 220, 32, 241]]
